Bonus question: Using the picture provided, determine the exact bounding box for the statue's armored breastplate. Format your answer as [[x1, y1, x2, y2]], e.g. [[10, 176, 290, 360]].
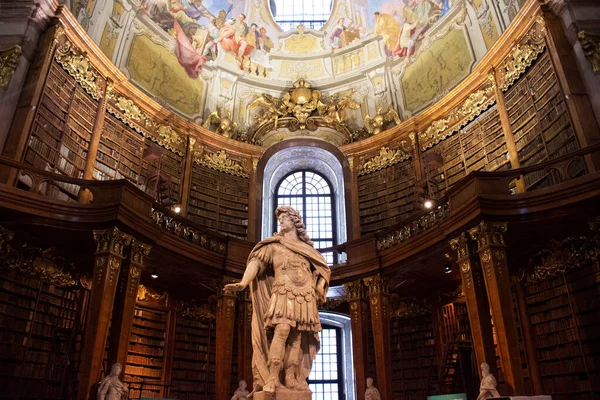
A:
[[274, 252, 314, 293]]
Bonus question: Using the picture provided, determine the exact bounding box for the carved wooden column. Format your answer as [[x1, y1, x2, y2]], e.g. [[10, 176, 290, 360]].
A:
[[469, 221, 525, 395], [449, 232, 498, 379], [78, 227, 132, 400], [363, 274, 392, 400], [180, 136, 195, 216], [344, 280, 370, 399], [107, 239, 151, 370], [215, 279, 238, 400], [237, 289, 253, 384]]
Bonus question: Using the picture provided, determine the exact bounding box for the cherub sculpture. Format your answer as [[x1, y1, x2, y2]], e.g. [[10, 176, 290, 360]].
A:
[[248, 93, 287, 128], [477, 362, 500, 400], [364, 106, 401, 135], [98, 363, 128, 400], [318, 90, 361, 124], [202, 107, 238, 138]]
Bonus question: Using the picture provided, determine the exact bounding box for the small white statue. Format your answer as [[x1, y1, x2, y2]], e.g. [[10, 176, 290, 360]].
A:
[[477, 362, 500, 400], [231, 380, 250, 400], [365, 377, 381, 400], [98, 363, 128, 400]]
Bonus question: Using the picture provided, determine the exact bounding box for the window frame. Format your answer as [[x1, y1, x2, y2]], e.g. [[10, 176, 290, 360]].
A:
[[273, 169, 338, 264], [308, 324, 344, 400], [269, 0, 333, 31]]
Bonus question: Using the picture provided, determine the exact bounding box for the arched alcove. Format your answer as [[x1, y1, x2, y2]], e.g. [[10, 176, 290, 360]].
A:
[[260, 144, 348, 248]]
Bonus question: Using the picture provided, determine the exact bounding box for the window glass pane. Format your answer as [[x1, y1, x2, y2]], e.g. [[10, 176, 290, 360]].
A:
[[272, 0, 332, 31]]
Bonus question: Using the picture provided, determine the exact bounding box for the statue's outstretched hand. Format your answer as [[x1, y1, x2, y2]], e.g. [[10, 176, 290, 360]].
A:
[[224, 282, 246, 292]]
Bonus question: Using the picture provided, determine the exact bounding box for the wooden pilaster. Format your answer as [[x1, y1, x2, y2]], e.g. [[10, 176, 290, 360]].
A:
[[363, 274, 392, 400], [107, 239, 151, 371], [449, 232, 498, 379], [247, 158, 258, 242], [469, 221, 525, 395], [348, 156, 361, 239], [215, 280, 237, 400], [180, 136, 195, 216], [77, 227, 132, 400], [237, 290, 253, 385], [344, 280, 369, 399]]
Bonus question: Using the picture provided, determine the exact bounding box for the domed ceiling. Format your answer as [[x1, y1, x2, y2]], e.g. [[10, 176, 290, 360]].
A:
[[69, 0, 523, 146]]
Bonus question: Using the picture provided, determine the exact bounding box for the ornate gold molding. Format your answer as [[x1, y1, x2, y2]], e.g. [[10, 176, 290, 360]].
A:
[[469, 220, 507, 249], [358, 147, 411, 176], [390, 295, 430, 318], [177, 302, 216, 320], [197, 150, 249, 178], [54, 38, 104, 99], [344, 280, 366, 300], [578, 31, 600, 74], [363, 274, 389, 296], [0, 45, 22, 88], [498, 43, 545, 91], [130, 240, 152, 265], [419, 76, 496, 150], [93, 227, 133, 256], [137, 284, 169, 306]]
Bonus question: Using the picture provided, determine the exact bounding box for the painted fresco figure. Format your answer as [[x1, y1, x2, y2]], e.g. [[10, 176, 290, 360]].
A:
[[224, 206, 331, 395], [330, 18, 346, 49], [372, 11, 401, 55], [217, 14, 254, 68]]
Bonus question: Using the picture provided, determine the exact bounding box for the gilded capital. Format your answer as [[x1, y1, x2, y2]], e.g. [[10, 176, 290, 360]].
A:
[[363, 274, 389, 296], [93, 227, 133, 257], [130, 240, 152, 265], [344, 280, 365, 300], [449, 232, 470, 260], [469, 221, 507, 250], [0, 45, 22, 88]]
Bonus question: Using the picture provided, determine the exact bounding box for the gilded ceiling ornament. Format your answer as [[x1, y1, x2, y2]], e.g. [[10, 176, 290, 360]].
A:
[[358, 147, 411, 176], [499, 43, 546, 91], [248, 79, 361, 144], [364, 106, 401, 136], [199, 150, 249, 178], [578, 31, 600, 73], [0, 45, 22, 88], [54, 40, 104, 99]]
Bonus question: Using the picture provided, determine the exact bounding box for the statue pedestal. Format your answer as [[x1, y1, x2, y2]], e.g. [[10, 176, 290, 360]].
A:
[[253, 388, 312, 400]]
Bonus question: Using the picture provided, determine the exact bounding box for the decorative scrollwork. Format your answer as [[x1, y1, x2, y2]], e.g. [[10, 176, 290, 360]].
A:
[[137, 284, 169, 306], [177, 301, 216, 320], [390, 294, 431, 318], [197, 150, 249, 178], [54, 39, 104, 99], [498, 43, 545, 91], [0, 45, 22, 88], [93, 227, 133, 256], [358, 147, 411, 176], [150, 208, 227, 254], [377, 202, 450, 251], [363, 274, 389, 295]]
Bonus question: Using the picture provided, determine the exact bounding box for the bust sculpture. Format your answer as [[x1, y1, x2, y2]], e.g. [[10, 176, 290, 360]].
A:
[[98, 363, 128, 400], [224, 206, 331, 397], [477, 362, 500, 400], [231, 380, 250, 400], [365, 377, 381, 400]]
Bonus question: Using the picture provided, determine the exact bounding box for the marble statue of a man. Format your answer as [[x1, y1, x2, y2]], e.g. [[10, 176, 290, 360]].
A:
[[224, 206, 331, 396], [365, 377, 381, 400], [477, 362, 500, 400], [231, 380, 250, 400], [98, 363, 128, 400]]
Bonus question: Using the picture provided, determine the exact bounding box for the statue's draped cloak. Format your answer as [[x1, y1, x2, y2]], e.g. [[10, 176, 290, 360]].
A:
[[248, 236, 331, 391]]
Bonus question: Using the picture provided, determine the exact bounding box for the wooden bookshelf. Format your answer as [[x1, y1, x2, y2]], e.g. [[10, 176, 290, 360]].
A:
[[170, 316, 216, 400], [422, 104, 509, 200], [390, 314, 437, 400], [524, 262, 600, 400], [94, 113, 145, 183], [357, 158, 417, 235], [188, 164, 249, 240], [125, 303, 168, 399], [0, 268, 87, 400], [503, 51, 581, 190], [24, 61, 99, 200]]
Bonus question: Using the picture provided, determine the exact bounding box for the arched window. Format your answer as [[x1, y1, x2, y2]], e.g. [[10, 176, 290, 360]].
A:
[[270, 0, 333, 31], [274, 170, 337, 264], [309, 325, 343, 399]]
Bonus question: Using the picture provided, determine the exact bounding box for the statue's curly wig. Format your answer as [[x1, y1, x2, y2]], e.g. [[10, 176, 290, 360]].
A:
[[275, 206, 314, 247]]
